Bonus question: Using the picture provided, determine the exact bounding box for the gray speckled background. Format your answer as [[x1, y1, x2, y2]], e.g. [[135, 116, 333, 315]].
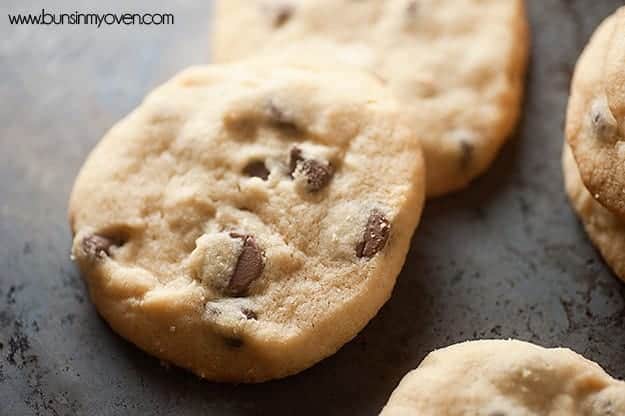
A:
[[1, 1, 624, 415]]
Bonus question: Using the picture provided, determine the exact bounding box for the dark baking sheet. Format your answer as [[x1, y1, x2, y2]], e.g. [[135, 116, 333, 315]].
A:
[[2, 1, 625, 415]]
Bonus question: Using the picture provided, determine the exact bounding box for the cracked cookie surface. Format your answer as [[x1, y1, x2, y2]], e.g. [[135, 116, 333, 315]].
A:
[[68, 62, 425, 382], [213, 0, 529, 197], [566, 7, 625, 219], [381, 340, 625, 416]]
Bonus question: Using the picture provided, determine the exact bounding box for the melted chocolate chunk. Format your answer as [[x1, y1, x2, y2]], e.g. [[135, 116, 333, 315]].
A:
[[227, 234, 264, 297], [243, 160, 270, 180], [300, 159, 334, 192], [82, 235, 114, 260], [356, 210, 391, 258], [289, 146, 334, 192]]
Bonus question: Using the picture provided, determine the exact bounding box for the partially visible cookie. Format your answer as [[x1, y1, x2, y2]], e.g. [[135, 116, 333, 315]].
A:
[[566, 7, 625, 219], [213, 0, 529, 197], [381, 340, 625, 415], [563, 144, 625, 282], [605, 9, 625, 133], [69, 62, 425, 382]]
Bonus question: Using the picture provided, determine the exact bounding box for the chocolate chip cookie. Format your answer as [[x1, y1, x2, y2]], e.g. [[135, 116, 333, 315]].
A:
[[69, 62, 425, 382], [213, 0, 529, 197], [564, 7, 625, 282], [381, 340, 625, 415], [563, 144, 625, 282], [566, 7, 625, 219]]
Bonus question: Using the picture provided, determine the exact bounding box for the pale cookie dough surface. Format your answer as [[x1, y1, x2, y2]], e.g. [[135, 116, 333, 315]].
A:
[[380, 339, 625, 416], [68, 62, 425, 382], [563, 144, 625, 283], [566, 7, 625, 219], [213, 0, 529, 197]]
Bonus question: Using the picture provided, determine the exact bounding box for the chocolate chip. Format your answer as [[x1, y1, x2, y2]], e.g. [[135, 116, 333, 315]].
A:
[[243, 160, 270, 180], [289, 146, 334, 192], [82, 235, 114, 260], [356, 210, 391, 258], [300, 160, 334, 192], [289, 147, 304, 176], [460, 140, 474, 170], [227, 234, 264, 297], [269, 4, 294, 28], [590, 98, 618, 140], [242, 308, 257, 320], [224, 337, 244, 349]]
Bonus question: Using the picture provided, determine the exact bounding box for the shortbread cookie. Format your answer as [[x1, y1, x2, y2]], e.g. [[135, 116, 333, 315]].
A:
[[563, 144, 625, 282], [381, 340, 625, 415], [213, 0, 529, 197], [566, 7, 625, 219], [68, 63, 425, 382]]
